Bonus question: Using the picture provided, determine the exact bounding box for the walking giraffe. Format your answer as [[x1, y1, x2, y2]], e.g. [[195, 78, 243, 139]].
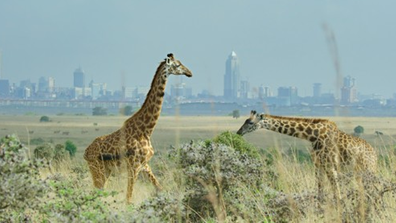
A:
[[84, 53, 192, 203], [237, 111, 377, 204]]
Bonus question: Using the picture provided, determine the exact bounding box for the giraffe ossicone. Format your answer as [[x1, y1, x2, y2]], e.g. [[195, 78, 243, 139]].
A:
[[84, 53, 192, 204]]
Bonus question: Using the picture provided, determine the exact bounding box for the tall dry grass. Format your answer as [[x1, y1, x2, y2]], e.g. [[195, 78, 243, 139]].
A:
[[2, 114, 396, 222]]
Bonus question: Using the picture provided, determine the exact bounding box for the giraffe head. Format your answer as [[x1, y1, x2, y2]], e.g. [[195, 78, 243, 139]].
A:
[[163, 53, 193, 78], [236, 110, 262, 136]]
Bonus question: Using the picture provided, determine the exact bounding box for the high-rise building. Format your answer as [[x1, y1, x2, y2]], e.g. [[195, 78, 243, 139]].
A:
[[38, 77, 48, 92], [73, 67, 85, 88], [48, 77, 55, 93], [240, 80, 250, 99], [0, 79, 10, 97], [313, 83, 322, 98], [341, 76, 357, 104], [278, 86, 299, 105], [171, 83, 192, 99], [223, 51, 240, 100], [89, 80, 107, 100]]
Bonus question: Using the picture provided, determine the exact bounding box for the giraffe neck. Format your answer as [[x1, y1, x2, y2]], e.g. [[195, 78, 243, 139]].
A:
[[260, 115, 336, 142], [125, 62, 168, 136]]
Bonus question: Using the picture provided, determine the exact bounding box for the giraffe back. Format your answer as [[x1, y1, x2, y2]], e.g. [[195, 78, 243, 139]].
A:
[[312, 129, 377, 173], [335, 130, 377, 172]]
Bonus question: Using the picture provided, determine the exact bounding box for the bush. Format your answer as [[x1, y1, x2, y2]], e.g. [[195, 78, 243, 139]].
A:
[[126, 193, 185, 222], [232, 109, 240, 119], [40, 115, 50, 122], [34, 143, 54, 160], [42, 178, 119, 222], [53, 144, 68, 161], [0, 134, 49, 222], [211, 131, 260, 159], [34, 143, 69, 162], [65, 140, 77, 157], [92, 107, 107, 116], [354, 125, 364, 134], [120, 105, 134, 116], [170, 132, 264, 220]]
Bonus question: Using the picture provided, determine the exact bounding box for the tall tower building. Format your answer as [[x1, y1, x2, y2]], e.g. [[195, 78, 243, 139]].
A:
[[223, 51, 240, 100], [0, 79, 10, 97], [73, 67, 85, 88], [313, 83, 322, 98], [341, 76, 357, 104]]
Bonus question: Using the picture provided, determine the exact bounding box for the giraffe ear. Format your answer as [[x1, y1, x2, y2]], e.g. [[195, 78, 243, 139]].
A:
[[251, 110, 256, 115], [167, 53, 174, 58]]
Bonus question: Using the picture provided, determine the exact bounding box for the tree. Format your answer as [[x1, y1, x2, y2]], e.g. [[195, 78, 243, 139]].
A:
[[92, 107, 107, 116], [40, 115, 50, 122], [354, 125, 364, 137], [232, 109, 240, 119], [65, 140, 77, 157], [120, 105, 133, 116]]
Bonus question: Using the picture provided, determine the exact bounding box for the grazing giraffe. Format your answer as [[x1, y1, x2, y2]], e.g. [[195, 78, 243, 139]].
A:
[[237, 110, 377, 203], [84, 53, 192, 203]]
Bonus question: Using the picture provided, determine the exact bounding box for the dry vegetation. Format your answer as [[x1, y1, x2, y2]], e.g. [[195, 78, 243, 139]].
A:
[[1, 114, 396, 222]]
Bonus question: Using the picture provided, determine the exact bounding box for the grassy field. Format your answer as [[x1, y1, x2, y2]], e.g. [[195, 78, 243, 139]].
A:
[[2, 114, 396, 157], [2, 114, 396, 222]]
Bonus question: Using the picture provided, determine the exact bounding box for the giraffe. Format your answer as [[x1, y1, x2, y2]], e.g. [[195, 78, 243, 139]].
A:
[[84, 53, 192, 204], [236, 110, 377, 204]]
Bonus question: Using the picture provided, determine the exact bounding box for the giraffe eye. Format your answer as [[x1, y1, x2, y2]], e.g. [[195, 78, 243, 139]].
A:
[[176, 64, 181, 68], [245, 119, 254, 125]]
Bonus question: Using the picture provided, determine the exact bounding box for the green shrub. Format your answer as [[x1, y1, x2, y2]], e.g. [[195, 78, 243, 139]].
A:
[[211, 131, 260, 159], [92, 107, 107, 116], [354, 125, 364, 135], [120, 105, 134, 116], [65, 140, 77, 157], [232, 109, 240, 119], [42, 178, 119, 222], [40, 115, 50, 122]]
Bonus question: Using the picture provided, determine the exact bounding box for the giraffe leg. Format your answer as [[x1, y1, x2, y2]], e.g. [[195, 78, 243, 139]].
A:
[[103, 162, 113, 188], [312, 150, 326, 202], [143, 163, 162, 190], [88, 160, 106, 189], [126, 161, 140, 204], [326, 166, 342, 218], [315, 167, 326, 202]]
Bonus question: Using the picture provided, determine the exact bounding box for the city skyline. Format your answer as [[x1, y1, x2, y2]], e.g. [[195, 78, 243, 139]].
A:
[[0, 60, 386, 103], [0, 1, 395, 98], [0, 51, 388, 102]]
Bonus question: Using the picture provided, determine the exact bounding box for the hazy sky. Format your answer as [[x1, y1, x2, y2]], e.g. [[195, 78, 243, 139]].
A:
[[0, 1, 395, 98]]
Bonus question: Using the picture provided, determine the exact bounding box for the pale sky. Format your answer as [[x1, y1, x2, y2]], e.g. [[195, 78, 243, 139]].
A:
[[0, 1, 395, 98]]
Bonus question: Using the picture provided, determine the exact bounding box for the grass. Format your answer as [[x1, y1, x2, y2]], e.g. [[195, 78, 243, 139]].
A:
[[1, 114, 396, 222]]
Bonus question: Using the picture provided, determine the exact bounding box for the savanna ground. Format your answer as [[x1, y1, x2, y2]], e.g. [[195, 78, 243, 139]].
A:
[[1, 113, 396, 222]]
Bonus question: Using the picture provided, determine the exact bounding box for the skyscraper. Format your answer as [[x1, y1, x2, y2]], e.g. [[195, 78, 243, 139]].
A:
[[223, 51, 240, 100], [341, 76, 357, 104], [73, 67, 85, 88], [313, 83, 322, 98], [0, 79, 10, 97]]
